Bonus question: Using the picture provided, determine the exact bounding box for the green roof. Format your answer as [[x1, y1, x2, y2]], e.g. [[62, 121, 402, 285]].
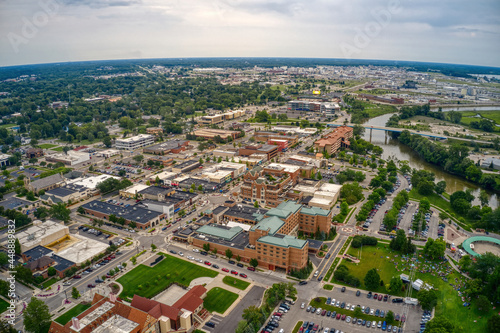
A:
[[251, 216, 285, 235], [258, 234, 307, 249], [266, 201, 302, 219], [461, 236, 500, 257], [300, 206, 331, 216], [197, 225, 243, 241]]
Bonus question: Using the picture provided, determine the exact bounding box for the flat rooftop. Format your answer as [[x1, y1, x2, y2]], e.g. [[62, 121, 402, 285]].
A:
[[68, 175, 120, 190], [0, 197, 32, 210], [224, 205, 267, 222], [194, 224, 249, 250], [82, 200, 163, 225], [56, 234, 109, 265], [15, 221, 68, 250]]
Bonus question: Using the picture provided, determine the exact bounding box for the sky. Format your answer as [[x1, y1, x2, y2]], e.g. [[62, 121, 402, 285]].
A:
[[0, 0, 499, 68]]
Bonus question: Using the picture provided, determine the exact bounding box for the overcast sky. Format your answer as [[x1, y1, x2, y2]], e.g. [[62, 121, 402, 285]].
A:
[[1, 0, 499, 68]]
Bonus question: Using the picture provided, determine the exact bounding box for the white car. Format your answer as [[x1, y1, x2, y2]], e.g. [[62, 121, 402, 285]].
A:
[[62, 281, 71, 286], [324, 329, 329, 333], [187, 256, 194, 260], [351, 305, 355, 311], [178, 251, 184, 256], [346, 316, 351, 323], [301, 302, 305, 309], [193, 249, 200, 253], [316, 308, 322, 315]]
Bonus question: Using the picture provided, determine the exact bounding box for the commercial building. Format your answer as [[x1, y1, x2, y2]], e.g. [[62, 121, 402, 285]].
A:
[[45, 151, 90, 166], [146, 127, 164, 136], [15, 220, 69, 252], [66, 174, 120, 191], [0, 154, 11, 167], [177, 177, 219, 192], [97, 149, 120, 158], [240, 166, 294, 207], [190, 128, 240, 141], [138, 186, 175, 201], [358, 93, 404, 104], [150, 171, 177, 185], [81, 200, 165, 229], [238, 144, 279, 161], [254, 131, 299, 146], [292, 181, 341, 210], [0, 197, 40, 214], [314, 126, 353, 155], [119, 184, 151, 199], [171, 159, 200, 173], [22, 245, 76, 278], [271, 125, 318, 136], [146, 155, 174, 166], [115, 134, 155, 150], [288, 100, 321, 112], [26, 148, 44, 158], [198, 110, 245, 125], [142, 200, 175, 219], [42, 183, 91, 204], [143, 139, 190, 155], [213, 149, 238, 159]]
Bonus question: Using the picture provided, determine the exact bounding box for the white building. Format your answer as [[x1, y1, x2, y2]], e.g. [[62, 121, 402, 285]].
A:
[[115, 134, 154, 150], [67, 174, 120, 191], [45, 151, 90, 166]]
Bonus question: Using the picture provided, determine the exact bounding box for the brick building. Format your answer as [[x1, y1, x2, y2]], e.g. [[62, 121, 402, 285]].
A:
[[314, 126, 353, 155], [238, 144, 278, 161], [240, 166, 293, 208]]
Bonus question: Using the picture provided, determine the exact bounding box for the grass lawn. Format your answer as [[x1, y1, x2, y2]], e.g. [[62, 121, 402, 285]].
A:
[[0, 299, 9, 314], [42, 277, 58, 289], [222, 276, 250, 290], [203, 287, 238, 314], [323, 284, 334, 290], [51, 146, 65, 151], [333, 243, 491, 333], [292, 321, 303, 333], [118, 253, 218, 300], [55, 303, 91, 325], [38, 143, 58, 149]]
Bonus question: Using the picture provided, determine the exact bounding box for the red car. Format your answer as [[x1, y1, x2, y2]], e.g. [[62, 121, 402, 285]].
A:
[[239, 273, 247, 278], [321, 310, 327, 316], [273, 312, 282, 317], [341, 314, 346, 321], [110, 254, 116, 259], [373, 293, 378, 299], [204, 261, 211, 266], [87, 284, 95, 288], [378, 294, 383, 301], [336, 313, 341, 320], [313, 324, 319, 331], [222, 268, 229, 272], [247, 267, 255, 271], [73, 275, 81, 279], [231, 270, 238, 275]]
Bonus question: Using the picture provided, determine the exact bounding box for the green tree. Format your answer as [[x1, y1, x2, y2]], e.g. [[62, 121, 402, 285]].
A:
[[47, 266, 56, 277], [225, 249, 233, 260], [151, 244, 157, 251], [353, 307, 362, 317], [14, 238, 21, 255], [23, 297, 51, 333], [203, 243, 211, 252], [479, 190, 489, 206], [133, 155, 144, 163], [364, 268, 380, 290], [71, 287, 80, 299], [254, 201, 259, 208], [487, 315, 500, 333], [0, 252, 8, 266], [386, 310, 395, 324], [435, 181, 447, 195], [423, 238, 446, 260], [420, 197, 431, 211], [0, 320, 16, 333], [424, 316, 454, 333], [250, 258, 258, 268], [49, 202, 71, 222], [417, 289, 438, 310], [476, 295, 491, 313], [389, 276, 403, 294]]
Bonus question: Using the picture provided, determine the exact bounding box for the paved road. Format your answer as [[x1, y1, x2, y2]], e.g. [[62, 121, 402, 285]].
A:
[[208, 285, 265, 333]]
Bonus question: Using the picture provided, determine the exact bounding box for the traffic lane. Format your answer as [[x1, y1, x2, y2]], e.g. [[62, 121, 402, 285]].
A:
[[212, 285, 265, 333], [315, 235, 347, 281]]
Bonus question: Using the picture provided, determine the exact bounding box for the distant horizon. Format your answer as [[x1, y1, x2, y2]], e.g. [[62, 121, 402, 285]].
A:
[[1, 56, 499, 72], [1, 1, 498, 69]]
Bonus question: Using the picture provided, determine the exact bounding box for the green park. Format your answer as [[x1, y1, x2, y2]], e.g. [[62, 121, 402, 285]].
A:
[[203, 287, 238, 314], [117, 253, 218, 300]]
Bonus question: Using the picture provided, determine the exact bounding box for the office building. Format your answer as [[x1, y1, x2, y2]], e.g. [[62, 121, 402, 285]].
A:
[[314, 126, 353, 155], [115, 134, 155, 150]]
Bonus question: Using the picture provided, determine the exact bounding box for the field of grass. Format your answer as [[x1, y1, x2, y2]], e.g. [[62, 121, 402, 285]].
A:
[[42, 277, 58, 289], [333, 243, 491, 333], [39, 143, 58, 149], [118, 253, 218, 300], [0, 299, 9, 314], [203, 287, 238, 314], [222, 276, 250, 290], [55, 303, 91, 325], [323, 284, 334, 290], [51, 146, 65, 151]]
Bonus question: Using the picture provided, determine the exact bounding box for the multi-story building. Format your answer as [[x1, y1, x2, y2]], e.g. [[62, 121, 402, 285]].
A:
[[26, 148, 44, 158], [254, 131, 298, 146], [240, 166, 293, 207], [191, 128, 240, 141], [115, 134, 155, 150], [146, 127, 164, 136], [189, 201, 332, 272], [45, 151, 90, 166], [238, 144, 279, 161], [314, 126, 353, 155]]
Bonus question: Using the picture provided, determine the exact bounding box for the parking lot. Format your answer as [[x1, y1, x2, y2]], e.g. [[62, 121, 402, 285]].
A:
[[276, 287, 423, 333]]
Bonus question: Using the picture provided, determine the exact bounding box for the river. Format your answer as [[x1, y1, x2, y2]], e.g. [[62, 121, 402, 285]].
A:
[[362, 113, 499, 208]]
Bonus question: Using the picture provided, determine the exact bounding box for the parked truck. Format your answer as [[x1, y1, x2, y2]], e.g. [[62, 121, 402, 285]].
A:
[[405, 297, 418, 305]]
